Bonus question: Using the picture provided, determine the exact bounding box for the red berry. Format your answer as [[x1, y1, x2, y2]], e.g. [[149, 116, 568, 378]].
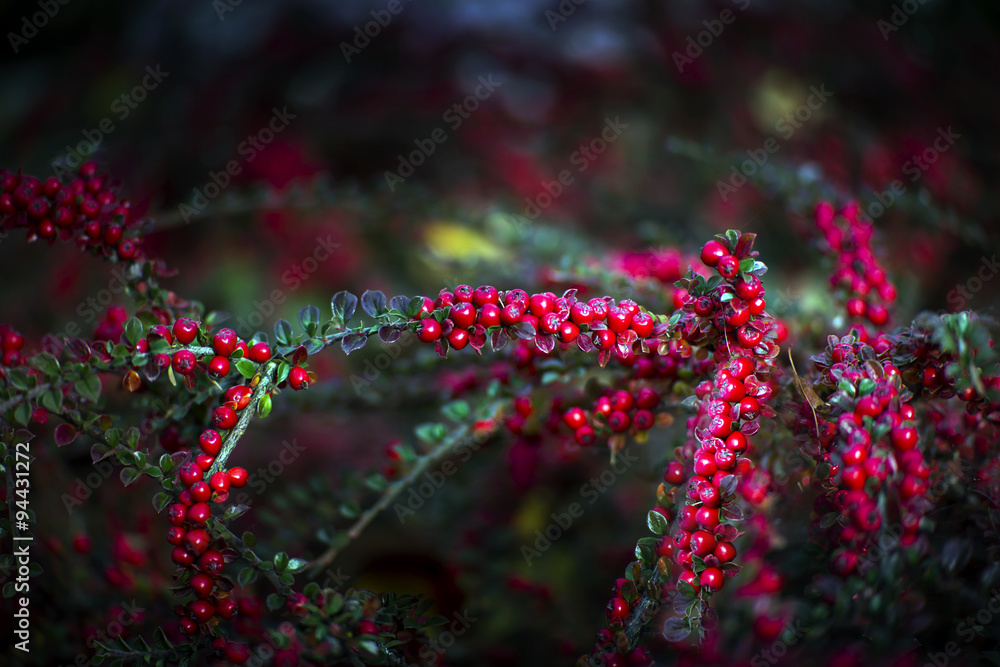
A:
[[473, 285, 499, 307], [714, 541, 736, 563], [447, 328, 469, 350], [190, 481, 212, 503], [178, 462, 203, 487], [172, 547, 195, 567], [570, 302, 593, 325], [450, 302, 476, 329], [695, 506, 719, 530], [717, 255, 739, 279], [209, 355, 230, 377], [529, 293, 554, 317], [173, 318, 199, 345], [574, 425, 596, 446], [605, 597, 630, 623], [607, 307, 632, 333], [196, 454, 215, 471], [701, 240, 728, 267], [891, 426, 918, 451], [212, 329, 238, 357], [678, 570, 700, 592], [630, 312, 654, 338], [248, 342, 271, 363], [700, 567, 725, 591], [217, 598, 238, 619], [500, 304, 522, 326], [717, 378, 746, 402], [846, 298, 866, 318], [539, 311, 561, 335], [588, 298, 609, 321], [189, 573, 215, 598], [416, 318, 442, 343], [748, 297, 767, 316], [289, 365, 310, 390], [209, 471, 230, 493], [213, 406, 238, 430], [735, 275, 762, 300], [690, 530, 717, 557], [186, 503, 211, 525], [228, 467, 248, 488], [184, 529, 212, 555], [593, 329, 615, 350], [190, 600, 215, 623], [200, 429, 222, 456], [664, 461, 685, 486], [453, 285, 474, 302], [171, 350, 197, 375], [558, 321, 580, 343], [167, 503, 188, 526], [225, 385, 252, 410], [608, 411, 631, 432], [477, 303, 501, 328], [563, 407, 587, 430], [166, 527, 185, 546]]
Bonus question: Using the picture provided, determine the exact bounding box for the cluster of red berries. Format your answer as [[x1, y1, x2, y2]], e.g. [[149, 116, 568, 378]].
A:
[[561, 386, 664, 447], [0, 163, 144, 262], [138, 319, 312, 392], [806, 369, 925, 575], [815, 201, 897, 333], [593, 233, 779, 663], [0, 323, 25, 370], [413, 285, 663, 359], [166, 454, 249, 635]]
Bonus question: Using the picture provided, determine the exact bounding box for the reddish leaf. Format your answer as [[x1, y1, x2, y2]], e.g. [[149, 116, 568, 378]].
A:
[[55, 423, 78, 447]]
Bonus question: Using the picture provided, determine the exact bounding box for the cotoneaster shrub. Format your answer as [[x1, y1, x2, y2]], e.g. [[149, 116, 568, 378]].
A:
[[1, 162, 999, 667]]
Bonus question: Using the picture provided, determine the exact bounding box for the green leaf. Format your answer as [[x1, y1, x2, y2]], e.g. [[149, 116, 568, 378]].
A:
[[274, 319, 294, 346], [414, 422, 446, 444], [32, 352, 61, 377], [331, 291, 359, 327], [361, 290, 388, 318], [266, 593, 285, 611], [76, 374, 102, 403], [235, 358, 257, 379], [152, 492, 171, 513], [242, 531, 256, 548], [120, 468, 140, 486], [339, 500, 361, 519], [237, 567, 257, 587], [647, 510, 670, 536], [298, 305, 321, 336], [257, 393, 272, 418], [441, 400, 470, 421], [286, 558, 307, 574], [159, 453, 175, 475]]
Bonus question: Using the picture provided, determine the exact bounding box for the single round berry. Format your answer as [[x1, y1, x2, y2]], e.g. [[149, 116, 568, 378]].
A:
[[690, 530, 717, 557], [224, 385, 252, 411], [607, 307, 632, 334], [247, 342, 271, 363], [186, 503, 212, 525], [178, 462, 203, 487], [416, 318, 442, 343], [663, 461, 685, 486], [200, 430, 222, 456], [630, 312, 654, 338], [605, 597, 630, 624], [199, 550, 225, 575], [173, 318, 199, 345], [558, 321, 580, 343], [213, 406, 238, 430], [473, 285, 499, 307], [701, 240, 728, 267], [209, 471, 230, 493], [171, 350, 197, 375], [450, 302, 476, 329], [228, 467, 248, 488], [190, 600, 215, 623], [447, 328, 469, 350], [699, 567, 725, 591], [288, 365, 310, 390], [574, 425, 596, 446], [172, 547, 195, 567], [717, 255, 739, 279], [477, 303, 501, 328], [189, 573, 215, 598], [190, 481, 212, 503], [209, 355, 230, 378]]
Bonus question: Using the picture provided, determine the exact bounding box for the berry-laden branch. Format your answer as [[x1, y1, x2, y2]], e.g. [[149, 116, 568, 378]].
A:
[[586, 230, 781, 665]]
